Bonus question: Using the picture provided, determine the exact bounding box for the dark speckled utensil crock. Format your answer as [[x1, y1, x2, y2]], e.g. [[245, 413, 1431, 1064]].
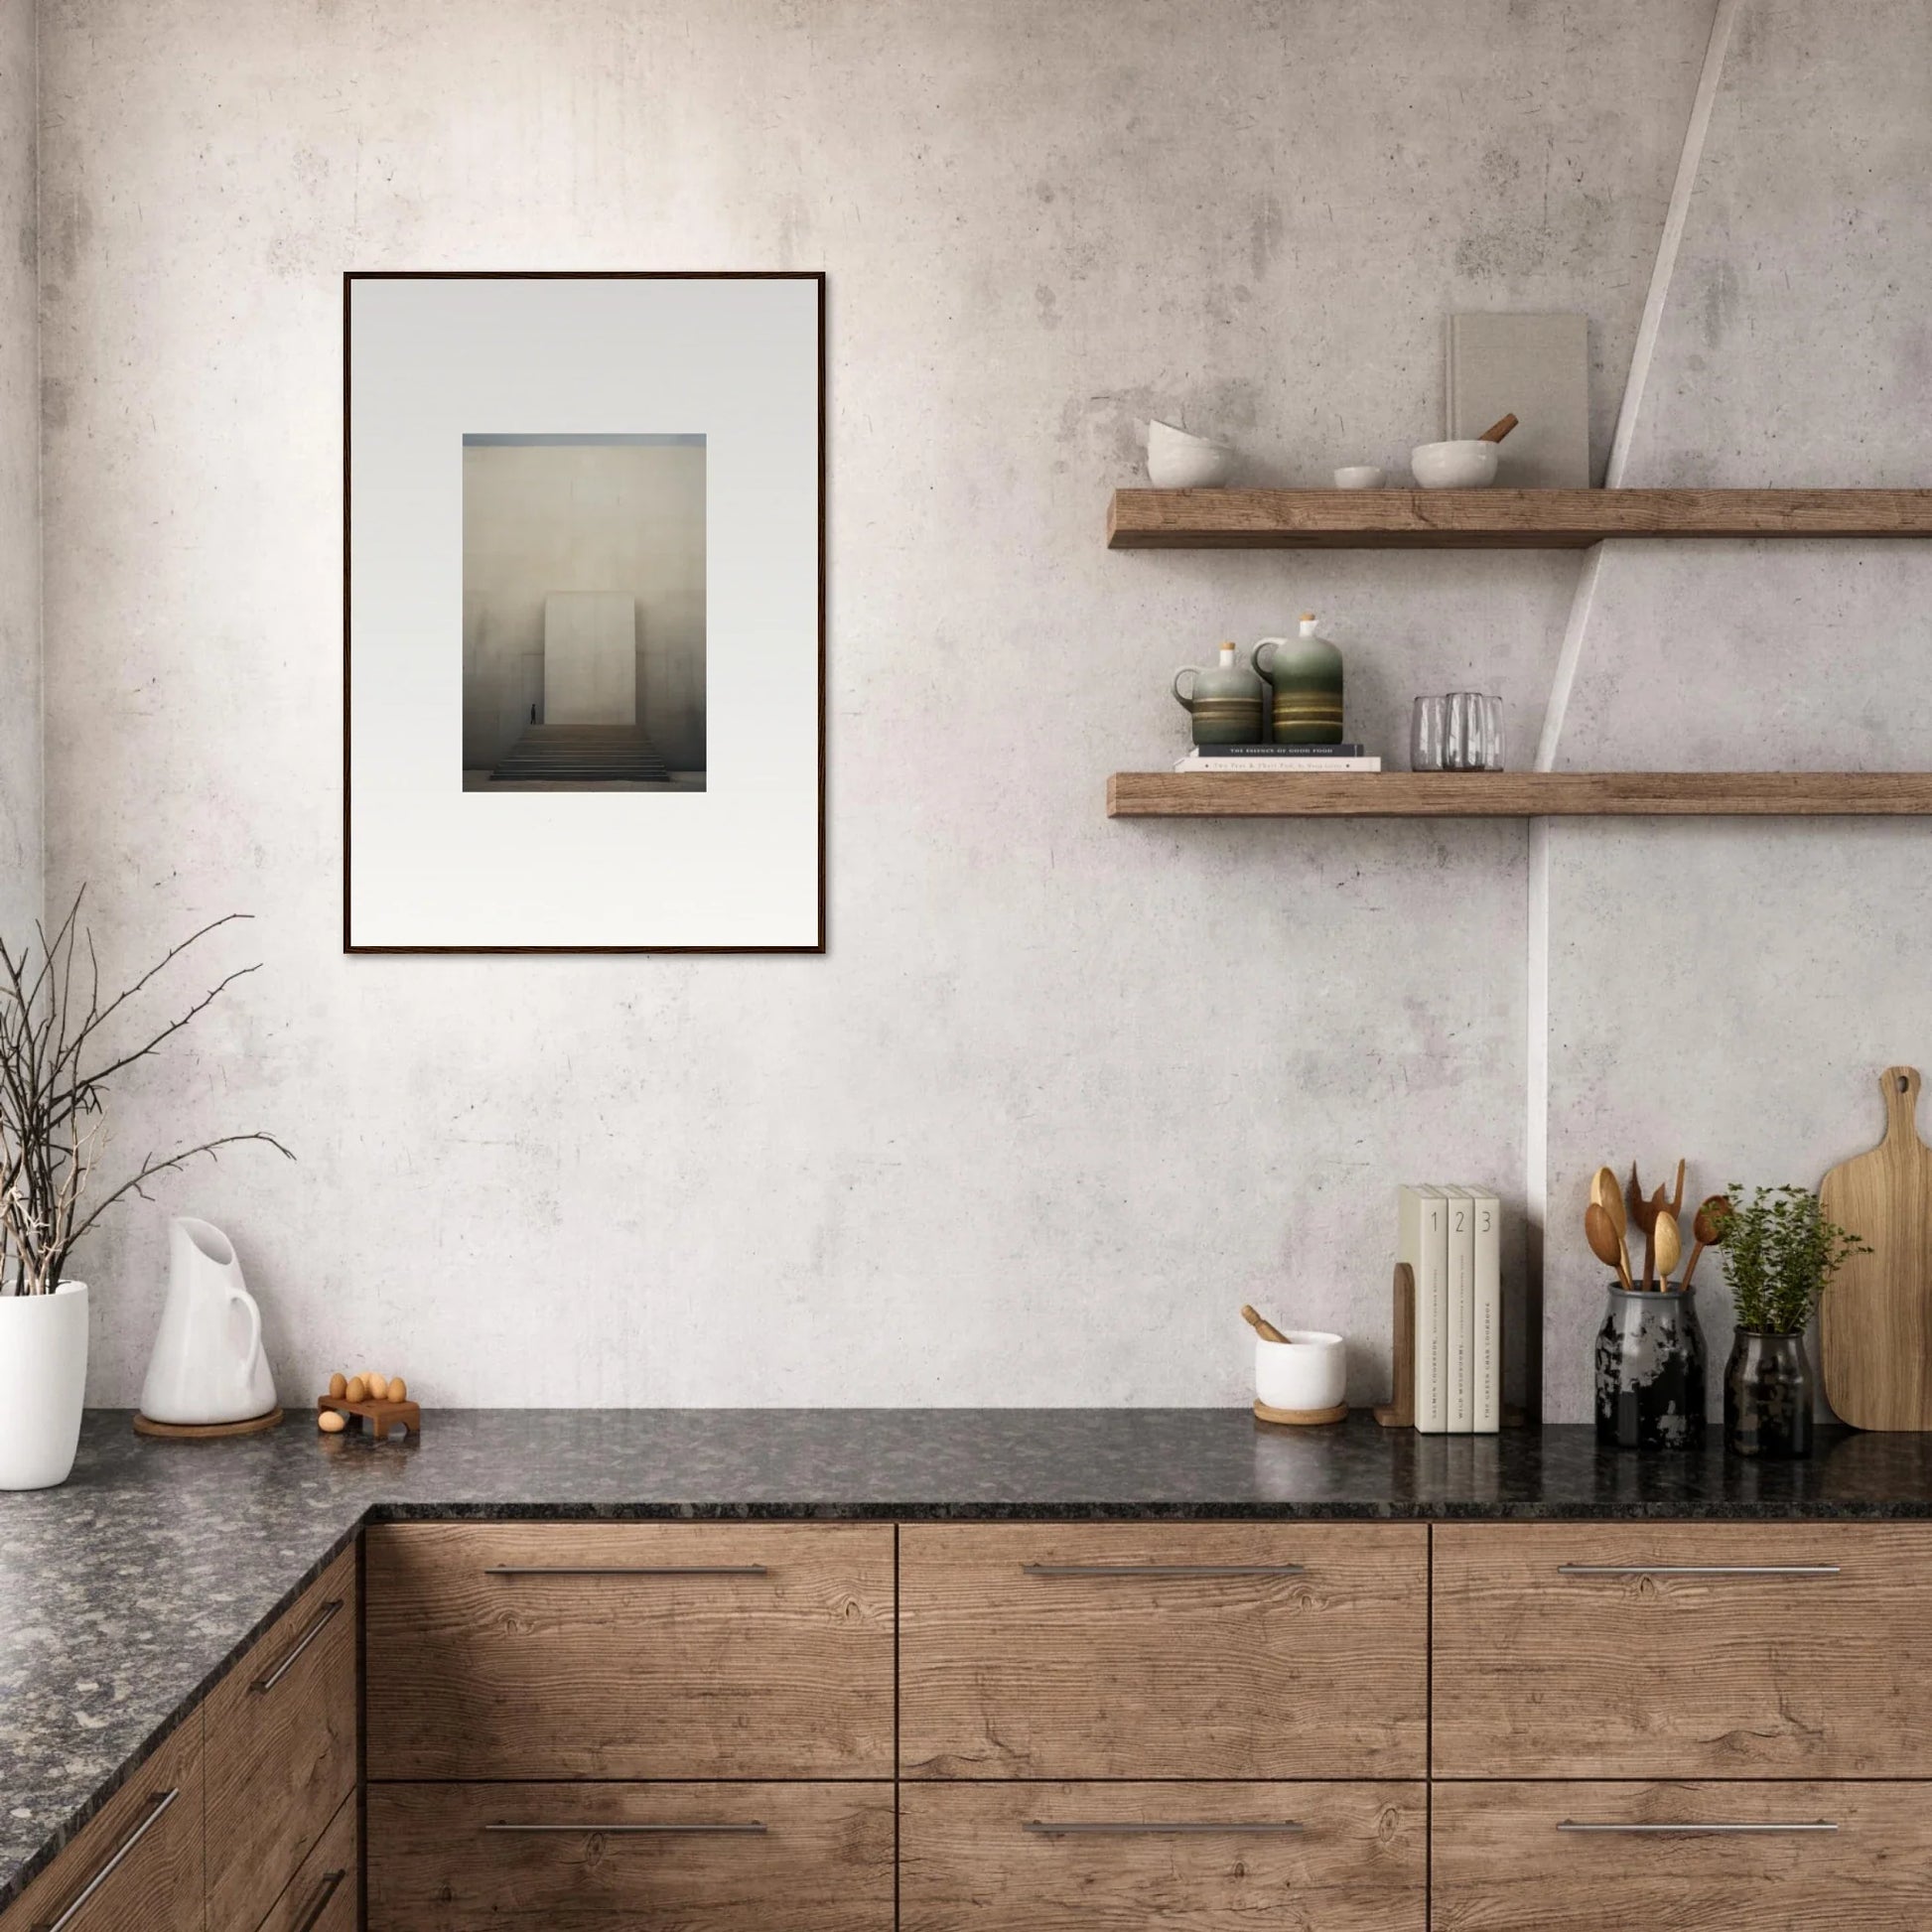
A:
[[1594, 1282, 1707, 1450], [1725, 1328, 1816, 1458]]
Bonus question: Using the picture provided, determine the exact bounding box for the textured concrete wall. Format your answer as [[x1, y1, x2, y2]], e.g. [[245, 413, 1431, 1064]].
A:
[[38, 0, 1719, 1405], [1540, 0, 1932, 1418], [463, 442, 706, 770], [0, 0, 37, 946]]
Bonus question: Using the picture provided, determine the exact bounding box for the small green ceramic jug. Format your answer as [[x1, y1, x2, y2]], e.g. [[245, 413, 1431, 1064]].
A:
[[1251, 614, 1344, 744], [1173, 642, 1265, 746]]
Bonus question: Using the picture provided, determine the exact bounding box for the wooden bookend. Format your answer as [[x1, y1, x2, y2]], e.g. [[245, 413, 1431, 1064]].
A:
[[1373, 1262, 1416, 1429]]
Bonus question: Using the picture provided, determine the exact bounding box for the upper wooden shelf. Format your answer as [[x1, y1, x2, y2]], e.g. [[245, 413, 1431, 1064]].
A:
[[1107, 771, 1932, 818], [1106, 487, 1932, 549]]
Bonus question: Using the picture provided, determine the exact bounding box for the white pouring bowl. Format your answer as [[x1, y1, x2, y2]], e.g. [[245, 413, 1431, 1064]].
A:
[[1147, 420, 1236, 488], [1410, 440, 1499, 489], [1254, 1330, 1346, 1413]]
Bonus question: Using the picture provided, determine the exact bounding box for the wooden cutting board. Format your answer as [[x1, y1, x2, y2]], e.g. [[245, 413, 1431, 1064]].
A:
[[1820, 1065, 1932, 1430]]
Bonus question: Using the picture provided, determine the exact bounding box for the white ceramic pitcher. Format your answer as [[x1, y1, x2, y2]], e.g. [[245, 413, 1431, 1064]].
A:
[[139, 1218, 277, 1425]]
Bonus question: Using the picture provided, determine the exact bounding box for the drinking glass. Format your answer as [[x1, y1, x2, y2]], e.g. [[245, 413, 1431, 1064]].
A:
[[1445, 691, 1483, 770], [1481, 694, 1505, 771], [1410, 696, 1447, 771]]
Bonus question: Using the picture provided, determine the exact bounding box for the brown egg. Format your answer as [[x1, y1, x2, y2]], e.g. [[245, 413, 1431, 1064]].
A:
[[317, 1409, 347, 1434], [365, 1372, 389, 1401], [345, 1375, 367, 1403], [327, 1372, 347, 1399], [386, 1376, 407, 1403]]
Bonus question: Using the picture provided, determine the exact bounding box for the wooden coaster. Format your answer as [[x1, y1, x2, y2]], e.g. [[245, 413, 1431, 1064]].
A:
[[133, 1408, 284, 1441], [1253, 1398, 1349, 1428], [317, 1395, 422, 1438]]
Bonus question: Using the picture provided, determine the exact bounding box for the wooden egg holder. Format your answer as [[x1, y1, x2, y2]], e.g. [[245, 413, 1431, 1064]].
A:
[[316, 1394, 421, 1439]]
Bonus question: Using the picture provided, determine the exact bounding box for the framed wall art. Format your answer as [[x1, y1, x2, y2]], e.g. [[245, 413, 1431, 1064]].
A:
[[344, 271, 824, 951]]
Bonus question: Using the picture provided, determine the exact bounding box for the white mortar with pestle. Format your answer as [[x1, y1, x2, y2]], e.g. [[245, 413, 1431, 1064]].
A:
[[1242, 1305, 1348, 1426]]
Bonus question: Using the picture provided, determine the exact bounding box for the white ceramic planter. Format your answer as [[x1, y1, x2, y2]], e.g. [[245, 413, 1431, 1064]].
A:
[[0, 1281, 89, 1489], [1254, 1329, 1346, 1413]]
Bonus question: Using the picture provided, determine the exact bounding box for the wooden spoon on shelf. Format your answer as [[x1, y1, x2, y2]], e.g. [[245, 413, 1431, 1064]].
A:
[[1586, 1202, 1635, 1290], [1680, 1195, 1732, 1290], [1241, 1305, 1291, 1344]]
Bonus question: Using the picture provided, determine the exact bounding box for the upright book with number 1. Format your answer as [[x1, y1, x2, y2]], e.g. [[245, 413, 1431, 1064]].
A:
[[1399, 1185, 1449, 1434]]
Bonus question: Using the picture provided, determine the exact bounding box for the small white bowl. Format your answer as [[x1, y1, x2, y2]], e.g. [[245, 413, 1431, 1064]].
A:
[[1254, 1330, 1346, 1413], [1410, 440, 1499, 489], [1332, 465, 1385, 489], [1147, 420, 1235, 488]]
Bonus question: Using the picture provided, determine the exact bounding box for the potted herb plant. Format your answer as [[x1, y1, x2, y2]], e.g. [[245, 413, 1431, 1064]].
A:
[[1, 893, 290, 1489], [1715, 1184, 1869, 1459]]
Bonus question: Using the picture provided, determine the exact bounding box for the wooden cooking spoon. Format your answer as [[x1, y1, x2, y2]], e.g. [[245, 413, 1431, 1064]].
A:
[[1590, 1168, 1633, 1280], [1241, 1304, 1291, 1344], [1680, 1195, 1732, 1290], [1669, 1159, 1686, 1218], [1586, 1202, 1635, 1290], [1653, 1209, 1683, 1289], [1626, 1163, 1661, 1235], [1478, 412, 1519, 444], [1640, 1183, 1669, 1289]]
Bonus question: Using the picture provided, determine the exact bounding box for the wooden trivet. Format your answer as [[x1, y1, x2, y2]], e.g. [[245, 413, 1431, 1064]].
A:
[[317, 1395, 421, 1438], [134, 1408, 283, 1440], [1253, 1398, 1349, 1428]]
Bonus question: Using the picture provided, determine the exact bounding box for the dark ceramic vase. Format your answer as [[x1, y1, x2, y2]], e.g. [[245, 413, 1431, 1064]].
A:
[[1594, 1283, 1707, 1450], [1724, 1328, 1815, 1458]]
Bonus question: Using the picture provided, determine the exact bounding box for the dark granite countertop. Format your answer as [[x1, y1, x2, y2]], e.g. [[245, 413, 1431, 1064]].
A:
[[5, 1407, 1931, 1906]]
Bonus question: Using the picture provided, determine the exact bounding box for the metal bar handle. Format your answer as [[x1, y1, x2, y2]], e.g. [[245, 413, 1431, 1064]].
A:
[[252, 1599, 345, 1694], [33, 1788, 180, 1932], [290, 1867, 347, 1932], [483, 1821, 767, 1835], [1025, 1820, 1304, 1837], [1559, 1821, 1839, 1835], [483, 1565, 770, 1578], [1021, 1563, 1306, 1579], [1556, 1565, 1841, 1578]]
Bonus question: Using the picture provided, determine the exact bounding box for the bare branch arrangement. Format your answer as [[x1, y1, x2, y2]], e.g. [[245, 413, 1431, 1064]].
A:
[[0, 889, 293, 1296]]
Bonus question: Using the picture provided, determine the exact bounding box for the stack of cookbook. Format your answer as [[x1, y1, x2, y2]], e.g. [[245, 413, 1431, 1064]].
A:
[[1397, 1184, 1501, 1434], [1174, 744, 1381, 773]]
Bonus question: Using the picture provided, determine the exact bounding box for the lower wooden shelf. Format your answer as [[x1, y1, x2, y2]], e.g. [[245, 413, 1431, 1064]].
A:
[[1107, 771, 1932, 818]]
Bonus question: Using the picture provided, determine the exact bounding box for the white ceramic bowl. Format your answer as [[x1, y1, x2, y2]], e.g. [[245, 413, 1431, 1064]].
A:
[[1332, 465, 1385, 489], [1410, 440, 1499, 489], [1147, 420, 1235, 488], [1254, 1330, 1346, 1413]]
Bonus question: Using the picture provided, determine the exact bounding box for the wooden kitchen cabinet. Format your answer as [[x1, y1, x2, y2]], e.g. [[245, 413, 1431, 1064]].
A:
[[252, 1790, 354, 1932], [1432, 1522, 1932, 1777], [0, 1717, 204, 1932], [366, 1780, 895, 1931], [1431, 1779, 1932, 1930], [899, 1522, 1428, 1778], [203, 1545, 358, 1932], [364, 1521, 895, 1779], [900, 1781, 1428, 1931]]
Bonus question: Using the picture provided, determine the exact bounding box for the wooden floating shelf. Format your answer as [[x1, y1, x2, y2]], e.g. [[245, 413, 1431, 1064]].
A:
[[1106, 486, 1932, 549], [1107, 771, 1932, 818]]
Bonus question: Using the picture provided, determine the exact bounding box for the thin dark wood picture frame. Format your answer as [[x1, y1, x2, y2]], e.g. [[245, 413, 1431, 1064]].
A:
[[343, 269, 826, 954]]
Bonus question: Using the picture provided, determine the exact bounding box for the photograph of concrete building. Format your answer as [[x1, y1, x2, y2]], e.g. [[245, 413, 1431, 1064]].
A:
[[461, 432, 706, 790]]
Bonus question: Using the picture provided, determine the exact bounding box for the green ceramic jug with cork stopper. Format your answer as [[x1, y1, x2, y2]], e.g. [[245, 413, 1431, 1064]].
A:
[[1173, 641, 1265, 747], [1251, 614, 1344, 744]]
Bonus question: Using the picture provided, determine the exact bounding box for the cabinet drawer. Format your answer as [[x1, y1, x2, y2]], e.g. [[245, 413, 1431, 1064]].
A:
[[0, 1716, 203, 1932], [365, 1521, 894, 1778], [1433, 1523, 1932, 1776], [900, 1781, 1426, 1931], [367, 1780, 894, 1930], [899, 1523, 1427, 1777], [256, 1788, 355, 1932], [1432, 1780, 1932, 1930], [204, 1544, 358, 1932]]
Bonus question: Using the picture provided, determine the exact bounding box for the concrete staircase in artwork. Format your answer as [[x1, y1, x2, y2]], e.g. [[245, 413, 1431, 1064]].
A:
[[488, 725, 671, 783]]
